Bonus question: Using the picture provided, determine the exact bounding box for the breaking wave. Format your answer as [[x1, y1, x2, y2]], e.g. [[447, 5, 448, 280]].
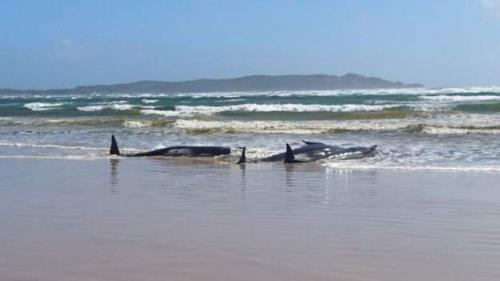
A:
[[77, 104, 134, 112], [174, 120, 409, 134], [142, 99, 158, 104], [413, 125, 500, 135], [4, 87, 500, 169], [140, 109, 185, 117], [174, 104, 401, 114], [174, 117, 500, 135], [122, 119, 175, 128], [420, 95, 500, 102], [24, 102, 64, 111]]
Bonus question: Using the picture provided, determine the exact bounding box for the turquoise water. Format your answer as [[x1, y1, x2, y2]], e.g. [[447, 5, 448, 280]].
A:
[[1, 87, 500, 169], [3, 88, 500, 118]]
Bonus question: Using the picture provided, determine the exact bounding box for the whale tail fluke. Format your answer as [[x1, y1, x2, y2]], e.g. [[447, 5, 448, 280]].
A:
[[284, 143, 295, 163], [110, 135, 120, 155], [236, 146, 246, 164]]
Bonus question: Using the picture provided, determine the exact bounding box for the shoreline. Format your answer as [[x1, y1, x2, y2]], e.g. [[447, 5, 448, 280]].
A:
[[1, 156, 500, 173]]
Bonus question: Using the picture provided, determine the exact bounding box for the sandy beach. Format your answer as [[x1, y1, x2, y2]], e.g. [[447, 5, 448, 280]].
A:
[[4, 1, 500, 280], [1, 158, 500, 281]]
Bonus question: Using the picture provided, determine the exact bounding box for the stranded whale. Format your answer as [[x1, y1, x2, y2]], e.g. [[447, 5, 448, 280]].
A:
[[237, 140, 377, 164], [109, 135, 230, 157]]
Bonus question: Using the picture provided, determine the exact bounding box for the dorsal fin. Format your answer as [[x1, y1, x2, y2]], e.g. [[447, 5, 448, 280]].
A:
[[368, 145, 377, 153], [302, 140, 324, 145], [284, 143, 295, 163], [110, 135, 120, 155], [236, 147, 246, 164]]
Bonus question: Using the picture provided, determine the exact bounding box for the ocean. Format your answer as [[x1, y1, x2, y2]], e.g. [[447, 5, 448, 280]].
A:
[[1, 87, 500, 170]]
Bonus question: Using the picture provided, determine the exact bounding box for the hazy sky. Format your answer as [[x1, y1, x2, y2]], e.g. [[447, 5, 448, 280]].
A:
[[1, 0, 500, 89]]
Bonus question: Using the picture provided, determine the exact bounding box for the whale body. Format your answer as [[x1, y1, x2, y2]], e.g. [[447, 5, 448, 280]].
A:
[[109, 135, 230, 157], [237, 140, 377, 164]]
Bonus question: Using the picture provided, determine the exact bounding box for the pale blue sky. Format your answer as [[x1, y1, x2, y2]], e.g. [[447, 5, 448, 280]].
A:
[[1, 0, 500, 89]]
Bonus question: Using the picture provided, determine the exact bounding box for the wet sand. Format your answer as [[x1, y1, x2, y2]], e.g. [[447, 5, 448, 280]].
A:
[[1, 158, 500, 281]]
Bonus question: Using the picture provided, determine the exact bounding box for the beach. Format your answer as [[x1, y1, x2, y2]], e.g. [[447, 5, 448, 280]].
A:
[[1, 158, 500, 281], [4, 1, 500, 280]]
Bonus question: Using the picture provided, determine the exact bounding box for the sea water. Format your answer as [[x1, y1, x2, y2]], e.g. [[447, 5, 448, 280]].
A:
[[1, 87, 500, 170]]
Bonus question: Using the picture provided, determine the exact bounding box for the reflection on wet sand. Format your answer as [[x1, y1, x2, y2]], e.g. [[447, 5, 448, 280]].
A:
[[109, 158, 120, 188], [239, 164, 247, 198], [5, 158, 497, 281]]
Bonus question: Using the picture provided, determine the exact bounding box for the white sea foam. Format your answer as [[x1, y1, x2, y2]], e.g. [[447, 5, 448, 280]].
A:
[[142, 99, 159, 104], [173, 113, 500, 134], [5, 86, 500, 101], [0, 142, 102, 150], [122, 120, 153, 128], [420, 95, 500, 102], [140, 109, 186, 117], [23, 102, 64, 111], [110, 104, 133, 110], [175, 103, 400, 114], [422, 113, 500, 127], [174, 120, 409, 134], [77, 105, 105, 112], [0, 155, 105, 160], [418, 125, 500, 135], [138, 103, 402, 118], [77, 103, 134, 112], [323, 163, 500, 172], [162, 87, 500, 98], [169, 87, 500, 98]]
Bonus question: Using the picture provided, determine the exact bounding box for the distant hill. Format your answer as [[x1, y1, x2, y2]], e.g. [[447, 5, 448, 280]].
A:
[[0, 74, 423, 94]]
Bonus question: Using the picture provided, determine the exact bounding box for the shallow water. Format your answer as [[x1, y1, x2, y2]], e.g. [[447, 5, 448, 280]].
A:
[[2, 88, 500, 170], [1, 158, 500, 281]]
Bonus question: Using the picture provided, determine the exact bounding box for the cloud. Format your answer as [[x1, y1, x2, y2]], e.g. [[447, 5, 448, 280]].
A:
[[482, 0, 500, 16], [54, 39, 85, 63]]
